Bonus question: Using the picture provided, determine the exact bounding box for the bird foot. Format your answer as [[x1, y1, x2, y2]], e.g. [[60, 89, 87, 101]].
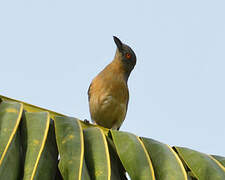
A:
[[84, 119, 90, 124]]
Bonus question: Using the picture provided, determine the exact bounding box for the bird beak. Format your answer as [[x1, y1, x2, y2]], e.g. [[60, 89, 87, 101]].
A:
[[113, 36, 123, 52]]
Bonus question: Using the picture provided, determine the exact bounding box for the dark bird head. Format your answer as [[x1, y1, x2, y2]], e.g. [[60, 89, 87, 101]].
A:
[[113, 36, 136, 76]]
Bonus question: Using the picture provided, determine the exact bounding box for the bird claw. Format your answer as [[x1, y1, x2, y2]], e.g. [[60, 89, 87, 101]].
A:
[[84, 119, 90, 124]]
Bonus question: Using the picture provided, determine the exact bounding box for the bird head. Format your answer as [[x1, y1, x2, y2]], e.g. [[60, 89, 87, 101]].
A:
[[113, 36, 136, 74]]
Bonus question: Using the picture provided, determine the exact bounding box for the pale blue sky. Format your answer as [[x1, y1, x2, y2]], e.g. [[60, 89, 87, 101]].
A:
[[1, 0, 225, 156]]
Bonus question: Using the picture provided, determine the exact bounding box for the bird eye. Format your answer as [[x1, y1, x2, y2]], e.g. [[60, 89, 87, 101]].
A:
[[125, 53, 131, 59]]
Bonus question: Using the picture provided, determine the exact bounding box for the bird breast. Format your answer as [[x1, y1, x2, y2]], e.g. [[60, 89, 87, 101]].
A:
[[89, 76, 129, 129], [100, 94, 127, 113]]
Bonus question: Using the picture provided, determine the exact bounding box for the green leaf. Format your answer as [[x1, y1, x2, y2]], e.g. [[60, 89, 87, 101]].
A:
[[211, 155, 225, 167], [174, 147, 225, 180], [0, 95, 64, 119], [0, 101, 23, 180], [1, 95, 225, 179], [54, 116, 90, 180], [84, 127, 111, 180], [141, 138, 188, 180], [21, 111, 57, 180], [111, 130, 155, 180], [107, 136, 127, 180]]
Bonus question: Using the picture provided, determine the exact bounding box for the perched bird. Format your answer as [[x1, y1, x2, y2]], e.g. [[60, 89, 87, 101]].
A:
[[88, 36, 136, 130]]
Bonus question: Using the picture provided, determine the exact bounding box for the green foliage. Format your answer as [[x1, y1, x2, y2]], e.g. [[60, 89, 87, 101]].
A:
[[0, 95, 224, 180]]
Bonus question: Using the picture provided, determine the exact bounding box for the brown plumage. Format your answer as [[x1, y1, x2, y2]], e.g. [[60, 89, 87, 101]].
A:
[[88, 36, 136, 130]]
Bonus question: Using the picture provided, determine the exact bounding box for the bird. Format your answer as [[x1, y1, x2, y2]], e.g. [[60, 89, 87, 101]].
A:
[[88, 36, 136, 130]]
